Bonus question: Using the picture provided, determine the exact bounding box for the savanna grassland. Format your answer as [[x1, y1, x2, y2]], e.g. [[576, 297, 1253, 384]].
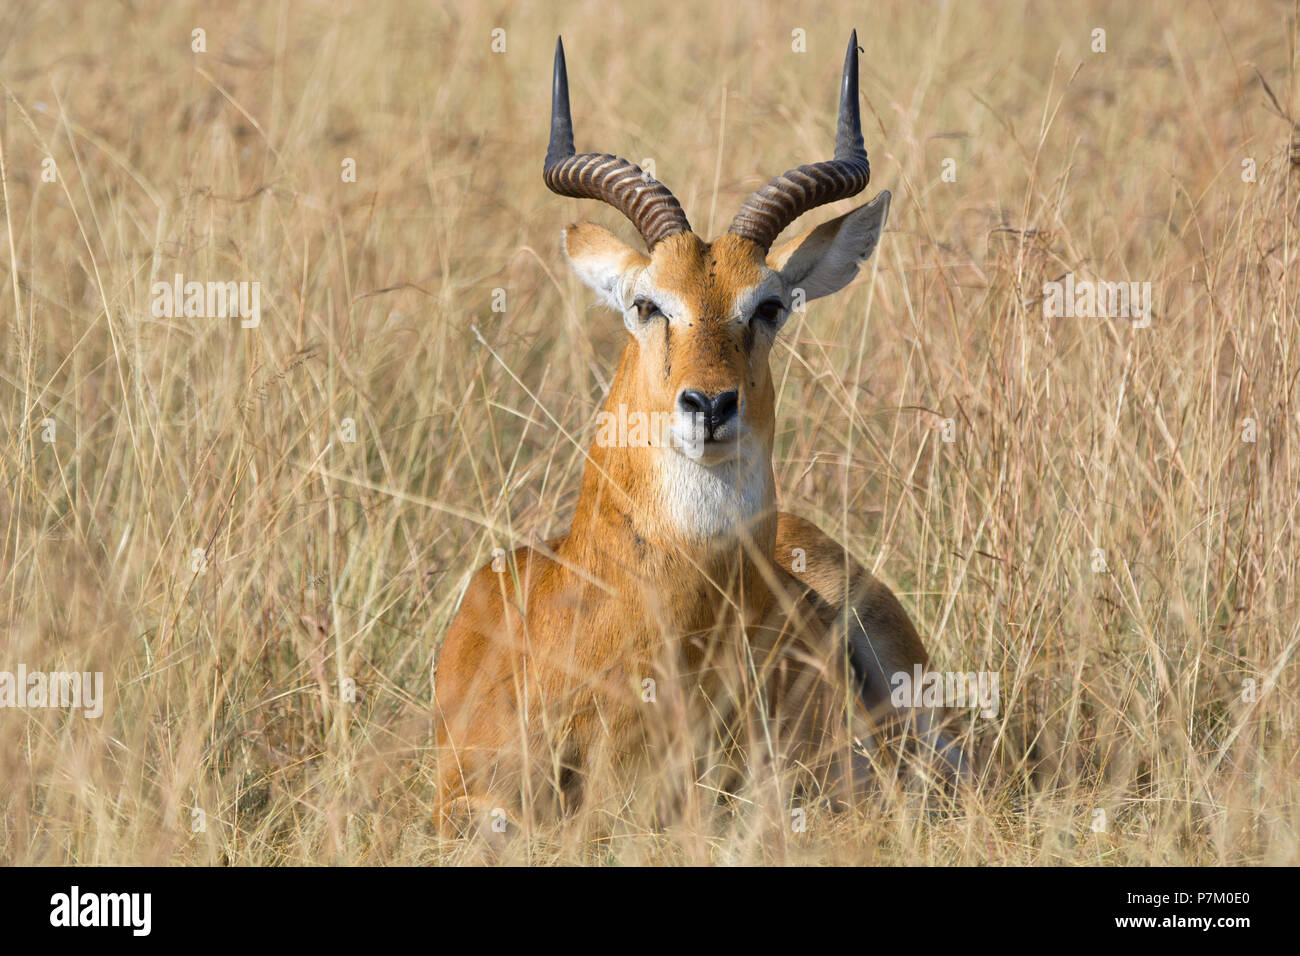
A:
[[0, 0, 1297, 865]]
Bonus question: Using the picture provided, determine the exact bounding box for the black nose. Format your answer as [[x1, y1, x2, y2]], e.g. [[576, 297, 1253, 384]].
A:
[[677, 389, 739, 439]]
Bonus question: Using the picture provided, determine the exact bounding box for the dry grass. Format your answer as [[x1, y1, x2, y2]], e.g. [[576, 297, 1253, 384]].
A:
[[1, 0, 1297, 865]]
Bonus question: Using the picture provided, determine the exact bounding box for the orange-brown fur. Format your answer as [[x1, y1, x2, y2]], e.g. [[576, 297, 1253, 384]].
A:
[[432, 221, 957, 836]]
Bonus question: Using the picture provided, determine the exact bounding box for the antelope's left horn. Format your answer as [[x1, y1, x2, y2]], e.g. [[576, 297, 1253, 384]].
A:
[[728, 30, 872, 250]]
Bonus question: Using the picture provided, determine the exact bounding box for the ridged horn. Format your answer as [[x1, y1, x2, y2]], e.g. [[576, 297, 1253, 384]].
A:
[[543, 37, 692, 249], [728, 30, 871, 250]]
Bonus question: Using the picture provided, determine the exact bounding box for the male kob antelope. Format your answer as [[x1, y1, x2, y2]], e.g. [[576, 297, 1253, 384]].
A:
[[434, 32, 965, 835]]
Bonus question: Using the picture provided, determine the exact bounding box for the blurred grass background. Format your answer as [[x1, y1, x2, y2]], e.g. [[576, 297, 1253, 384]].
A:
[[0, 0, 1297, 863]]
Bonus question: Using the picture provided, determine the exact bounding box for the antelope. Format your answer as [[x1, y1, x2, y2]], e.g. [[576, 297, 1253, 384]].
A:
[[433, 31, 966, 837]]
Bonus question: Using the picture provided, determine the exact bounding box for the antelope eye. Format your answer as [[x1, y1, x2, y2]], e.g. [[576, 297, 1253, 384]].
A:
[[633, 298, 663, 322], [751, 298, 784, 327]]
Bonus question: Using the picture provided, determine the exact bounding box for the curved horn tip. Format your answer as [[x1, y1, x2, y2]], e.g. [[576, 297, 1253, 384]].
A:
[[842, 29, 860, 76], [840, 30, 863, 99], [552, 36, 568, 97], [547, 35, 576, 167], [835, 28, 866, 161]]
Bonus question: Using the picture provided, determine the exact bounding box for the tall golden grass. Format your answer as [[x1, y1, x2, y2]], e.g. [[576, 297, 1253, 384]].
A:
[[0, 0, 1296, 864]]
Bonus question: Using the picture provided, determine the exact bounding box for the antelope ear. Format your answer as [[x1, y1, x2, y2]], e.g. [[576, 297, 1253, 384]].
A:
[[768, 190, 889, 302], [563, 221, 650, 311]]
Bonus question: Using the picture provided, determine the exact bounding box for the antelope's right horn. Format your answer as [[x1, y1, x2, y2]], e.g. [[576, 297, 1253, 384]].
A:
[[543, 37, 693, 250]]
